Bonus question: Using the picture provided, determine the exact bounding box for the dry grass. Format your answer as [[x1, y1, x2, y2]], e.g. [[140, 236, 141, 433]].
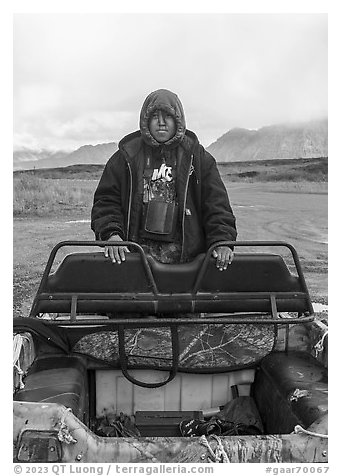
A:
[[13, 175, 96, 216]]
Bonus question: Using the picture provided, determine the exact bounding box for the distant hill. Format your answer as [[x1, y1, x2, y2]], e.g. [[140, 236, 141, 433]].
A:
[[14, 157, 327, 183], [13, 142, 118, 170], [207, 119, 328, 162], [13, 163, 106, 180], [218, 157, 327, 182]]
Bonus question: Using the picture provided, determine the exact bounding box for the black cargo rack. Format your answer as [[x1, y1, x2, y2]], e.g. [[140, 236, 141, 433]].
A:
[[28, 240, 314, 326]]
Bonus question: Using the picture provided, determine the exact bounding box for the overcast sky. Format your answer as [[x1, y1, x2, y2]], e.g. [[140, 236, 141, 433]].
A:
[[13, 13, 327, 151]]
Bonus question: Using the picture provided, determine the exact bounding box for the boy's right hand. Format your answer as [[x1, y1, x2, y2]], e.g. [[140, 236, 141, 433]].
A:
[[104, 235, 130, 264]]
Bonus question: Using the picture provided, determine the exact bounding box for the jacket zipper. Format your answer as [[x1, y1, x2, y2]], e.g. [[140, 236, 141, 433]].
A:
[[180, 154, 193, 262], [125, 158, 133, 240]]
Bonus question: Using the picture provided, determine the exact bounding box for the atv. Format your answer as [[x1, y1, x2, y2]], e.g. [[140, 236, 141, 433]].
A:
[[13, 240, 328, 463]]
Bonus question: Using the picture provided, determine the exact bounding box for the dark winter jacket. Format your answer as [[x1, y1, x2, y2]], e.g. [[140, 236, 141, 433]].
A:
[[91, 89, 237, 261]]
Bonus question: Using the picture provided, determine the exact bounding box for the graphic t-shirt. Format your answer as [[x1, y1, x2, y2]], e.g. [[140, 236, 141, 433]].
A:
[[139, 154, 182, 263], [143, 161, 176, 204]]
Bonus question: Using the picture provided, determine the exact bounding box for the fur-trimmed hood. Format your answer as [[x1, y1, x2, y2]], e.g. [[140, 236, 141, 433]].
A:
[[139, 89, 186, 148]]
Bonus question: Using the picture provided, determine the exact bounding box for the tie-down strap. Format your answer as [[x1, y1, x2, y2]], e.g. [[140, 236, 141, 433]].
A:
[[118, 324, 179, 388]]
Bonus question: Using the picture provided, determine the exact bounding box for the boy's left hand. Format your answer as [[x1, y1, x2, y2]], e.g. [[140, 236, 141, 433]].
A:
[[212, 246, 234, 271]]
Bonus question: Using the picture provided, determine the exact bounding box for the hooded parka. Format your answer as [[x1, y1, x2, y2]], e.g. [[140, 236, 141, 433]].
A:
[[91, 89, 237, 261]]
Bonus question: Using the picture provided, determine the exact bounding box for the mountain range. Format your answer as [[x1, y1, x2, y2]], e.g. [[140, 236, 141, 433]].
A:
[[207, 119, 327, 162], [13, 119, 327, 170], [13, 142, 118, 170]]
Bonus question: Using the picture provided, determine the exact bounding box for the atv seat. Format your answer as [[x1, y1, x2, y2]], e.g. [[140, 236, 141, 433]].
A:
[[253, 351, 328, 433], [30, 241, 313, 317], [148, 253, 301, 293], [14, 355, 88, 421]]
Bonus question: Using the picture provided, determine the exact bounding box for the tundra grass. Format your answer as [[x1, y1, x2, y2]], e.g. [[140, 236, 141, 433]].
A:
[[13, 176, 96, 216]]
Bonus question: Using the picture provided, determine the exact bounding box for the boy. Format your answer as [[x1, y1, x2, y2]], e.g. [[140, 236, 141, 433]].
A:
[[91, 89, 237, 270]]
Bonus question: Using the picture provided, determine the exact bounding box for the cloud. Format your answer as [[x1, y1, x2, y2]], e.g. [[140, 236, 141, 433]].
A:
[[14, 13, 327, 150], [17, 83, 61, 114], [52, 111, 136, 142], [15, 110, 137, 151]]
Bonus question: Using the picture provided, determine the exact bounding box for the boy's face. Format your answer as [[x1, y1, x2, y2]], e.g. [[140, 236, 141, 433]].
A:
[[149, 110, 176, 143]]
